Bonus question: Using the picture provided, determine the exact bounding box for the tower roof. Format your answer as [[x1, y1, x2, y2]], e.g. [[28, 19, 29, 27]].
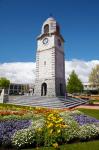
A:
[[37, 17, 64, 42], [44, 17, 56, 23], [43, 17, 59, 27]]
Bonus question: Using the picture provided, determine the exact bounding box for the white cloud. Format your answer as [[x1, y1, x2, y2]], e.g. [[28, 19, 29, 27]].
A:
[[0, 60, 99, 84], [0, 62, 36, 84], [65, 59, 99, 83]]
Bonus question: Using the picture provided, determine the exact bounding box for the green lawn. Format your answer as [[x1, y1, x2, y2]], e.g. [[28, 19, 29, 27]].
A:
[[23, 140, 99, 150], [93, 100, 99, 103], [54, 141, 99, 150], [78, 108, 99, 119]]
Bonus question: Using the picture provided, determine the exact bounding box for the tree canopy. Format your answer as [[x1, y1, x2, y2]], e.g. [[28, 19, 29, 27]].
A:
[[0, 77, 10, 89], [66, 70, 84, 94], [89, 64, 99, 86]]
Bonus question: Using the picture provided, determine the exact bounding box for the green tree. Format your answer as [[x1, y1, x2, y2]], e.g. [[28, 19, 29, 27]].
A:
[[0, 77, 10, 89], [66, 70, 84, 94], [89, 64, 99, 86]]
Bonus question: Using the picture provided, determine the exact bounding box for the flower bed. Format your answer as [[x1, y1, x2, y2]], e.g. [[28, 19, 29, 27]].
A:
[[0, 110, 26, 116], [0, 120, 31, 146], [0, 104, 99, 149]]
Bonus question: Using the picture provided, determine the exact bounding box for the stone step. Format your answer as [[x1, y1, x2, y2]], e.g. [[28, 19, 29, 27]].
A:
[[8, 102, 66, 108], [9, 96, 86, 103], [7, 96, 87, 109], [8, 102, 65, 107], [7, 102, 84, 109], [8, 99, 85, 107]]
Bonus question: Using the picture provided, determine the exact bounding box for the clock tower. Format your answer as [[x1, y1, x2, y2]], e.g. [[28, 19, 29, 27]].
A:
[[35, 17, 66, 96]]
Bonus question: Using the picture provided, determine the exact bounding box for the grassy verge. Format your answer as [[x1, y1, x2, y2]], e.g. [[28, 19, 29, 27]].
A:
[[78, 108, 99, 119], [93, 100, 99, 103], [23, 140, 99, 150], [0, 103, 35, 110]]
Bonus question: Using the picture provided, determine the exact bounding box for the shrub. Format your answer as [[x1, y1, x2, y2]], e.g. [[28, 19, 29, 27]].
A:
[[1, 105, 99, 149], [31, 117, 45, 146], [60, 111, 80, 143], [12, 118, 45, 148], [89, 100, 94, 105], [0, 111, 43, 122], [35, 127, 44, 147], [43, 113, 67, 147], [69, 110, 84, 115], [0, 115, 26, 121], [60, 111, 74, 120], [62, 119, 79, 143], [72, 114, 99, 126], [31, 117, 45, 129], [0, 120, 31, 147], [12, 128, 36, 148], [0, 110, 27, 116], [0, 113, 34, 121], [78, 124, 99, 141]]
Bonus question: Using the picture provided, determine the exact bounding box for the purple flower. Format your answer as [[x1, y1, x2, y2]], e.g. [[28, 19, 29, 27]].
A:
[[0, 119, 31, 146], [72, 114, 99, 126]]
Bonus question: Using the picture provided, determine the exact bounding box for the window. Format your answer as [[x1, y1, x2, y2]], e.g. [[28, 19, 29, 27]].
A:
[[44, 24, 49, 33]]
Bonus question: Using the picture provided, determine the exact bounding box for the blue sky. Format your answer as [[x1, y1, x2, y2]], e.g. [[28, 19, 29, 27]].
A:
[[0, 0, 99, 63]]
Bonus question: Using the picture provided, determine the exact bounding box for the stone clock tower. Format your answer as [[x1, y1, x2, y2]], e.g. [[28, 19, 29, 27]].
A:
[[35, 17, 66, 96]]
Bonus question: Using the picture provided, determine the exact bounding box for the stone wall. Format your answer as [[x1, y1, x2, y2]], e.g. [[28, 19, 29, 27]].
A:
[[55, 78, 66, 96], [35, 43, 66, 97], [34, 78, 56, 97]]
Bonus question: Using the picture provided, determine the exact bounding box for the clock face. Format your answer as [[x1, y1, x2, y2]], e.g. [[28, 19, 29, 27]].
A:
[[57, 39, 61, 47], [43, 38, 48, 44]]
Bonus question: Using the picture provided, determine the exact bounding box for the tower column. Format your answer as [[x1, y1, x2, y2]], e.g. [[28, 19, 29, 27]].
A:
[[34, 17, 65, 97]]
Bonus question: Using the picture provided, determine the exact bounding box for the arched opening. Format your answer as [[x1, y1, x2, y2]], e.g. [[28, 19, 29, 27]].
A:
[[41, 83, 47, 96], [44, 24, 49, 34], [60, 83, 63, 96]]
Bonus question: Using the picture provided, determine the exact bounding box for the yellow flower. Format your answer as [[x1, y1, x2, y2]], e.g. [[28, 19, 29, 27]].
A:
[[47, 123, 53, 128], [46, 121, 50, 124], [61, 124, 68, 128], [52, 143, 59, 148], [49, 129, 53, 134], [37, 128, 42, 132], [55, 124, 60, 127], [58, 118, 63, 122], [52, 116, 57, 121], [57, 129, 61, 133], [48, 114, 54, 118]]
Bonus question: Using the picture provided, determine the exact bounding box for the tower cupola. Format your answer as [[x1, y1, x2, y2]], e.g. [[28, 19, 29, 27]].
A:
[[41, 17, 60, 35]]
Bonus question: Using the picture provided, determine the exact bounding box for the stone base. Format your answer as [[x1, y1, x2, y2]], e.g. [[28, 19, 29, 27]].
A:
[[55, 78, 66, 96], [34, 78, 66, 97], [34, 78, 56, 97]]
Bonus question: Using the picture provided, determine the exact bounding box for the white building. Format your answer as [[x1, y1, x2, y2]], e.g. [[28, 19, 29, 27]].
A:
[[34, 17, 66, 96], [83, 82, 99, 91], [9, 83, 29, 95]]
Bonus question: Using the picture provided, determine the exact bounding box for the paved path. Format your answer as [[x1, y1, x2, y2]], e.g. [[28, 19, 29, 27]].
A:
[[76, 103, 99, 110], [8, 95, 87, 109]]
